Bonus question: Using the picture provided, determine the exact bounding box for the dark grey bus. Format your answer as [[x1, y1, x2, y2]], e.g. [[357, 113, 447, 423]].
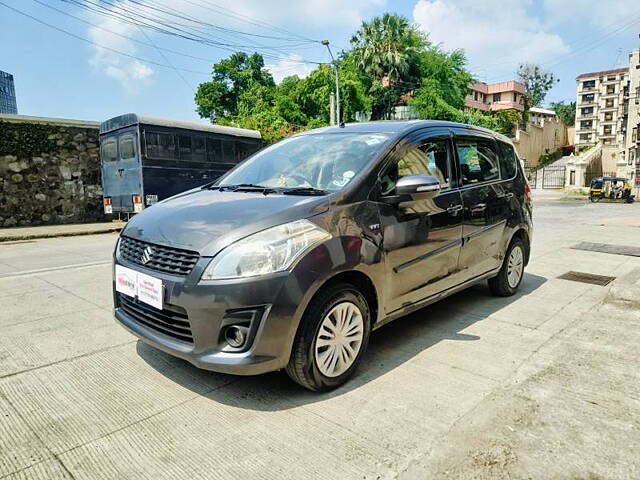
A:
[[99, 113, 262, 214]]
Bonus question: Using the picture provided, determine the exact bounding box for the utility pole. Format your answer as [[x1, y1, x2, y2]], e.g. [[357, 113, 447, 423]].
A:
[[329, 92, 336, 126], [321, 40, 340, 124]]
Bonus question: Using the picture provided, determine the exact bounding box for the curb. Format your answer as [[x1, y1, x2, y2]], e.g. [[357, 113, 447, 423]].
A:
[[605, 267, 640, 310], [0, 224, 125, 243]]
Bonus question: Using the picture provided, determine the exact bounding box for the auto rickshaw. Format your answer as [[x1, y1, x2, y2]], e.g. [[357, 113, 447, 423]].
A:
[[589, 176, 635, 203]]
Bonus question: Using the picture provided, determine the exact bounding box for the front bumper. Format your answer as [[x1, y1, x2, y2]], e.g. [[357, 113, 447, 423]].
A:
[[113, 257, 316, 376]]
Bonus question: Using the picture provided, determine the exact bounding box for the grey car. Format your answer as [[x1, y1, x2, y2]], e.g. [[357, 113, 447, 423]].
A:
[[113, 120, 533, 391]]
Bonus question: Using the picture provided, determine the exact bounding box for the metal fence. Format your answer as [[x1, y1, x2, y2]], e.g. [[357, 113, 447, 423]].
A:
[[542, 166, 566, 189], [524, 167, 537, 188]]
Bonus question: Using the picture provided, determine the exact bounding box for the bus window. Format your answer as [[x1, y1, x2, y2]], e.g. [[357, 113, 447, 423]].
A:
[[206, 138, 222, 162], [178, 135, 192, 161], [193, 136, 206, 162], [101, 138, 117, 162], [238, 141, 259, 160], [146, 132, 175, 159], [222, 140, 236, 163], [119, 135, 136, 160]]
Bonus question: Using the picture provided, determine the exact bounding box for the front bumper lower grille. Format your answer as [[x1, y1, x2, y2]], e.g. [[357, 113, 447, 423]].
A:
[[117, 293, 193, 344], [119, 236, 199, 276]]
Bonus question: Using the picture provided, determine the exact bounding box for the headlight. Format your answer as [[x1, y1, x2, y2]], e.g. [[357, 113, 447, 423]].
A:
[[201, 219, 331, 280]]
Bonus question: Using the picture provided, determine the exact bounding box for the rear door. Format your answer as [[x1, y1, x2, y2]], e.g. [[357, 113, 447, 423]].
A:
[[452, 129, 510, 278], [101, 128, 142, 212], [376, 128, 464, 313]]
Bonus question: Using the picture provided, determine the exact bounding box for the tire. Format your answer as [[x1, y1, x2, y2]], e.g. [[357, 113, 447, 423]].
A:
[[589, 195, 599, 203], [286, 282, 371, 392], [488, 237, 526, 297]]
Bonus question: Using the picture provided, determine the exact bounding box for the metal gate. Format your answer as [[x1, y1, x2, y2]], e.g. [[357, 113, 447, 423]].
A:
[[542, 165, 566, 189], [524, 167, 537, 188], [584, 166, 603, 186]]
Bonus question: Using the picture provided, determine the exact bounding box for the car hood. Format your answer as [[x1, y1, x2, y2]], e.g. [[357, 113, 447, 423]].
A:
[[121, 188, 330, 256]]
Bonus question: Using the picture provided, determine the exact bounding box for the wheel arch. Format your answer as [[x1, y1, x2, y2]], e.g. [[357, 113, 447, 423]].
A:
[[510, 228, 531, 265], [310, 270, 379, 326]]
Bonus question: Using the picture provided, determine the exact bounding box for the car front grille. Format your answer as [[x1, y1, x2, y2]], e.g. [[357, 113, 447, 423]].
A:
[[119, 236, 199, 276], [117, 293, 193, 344]]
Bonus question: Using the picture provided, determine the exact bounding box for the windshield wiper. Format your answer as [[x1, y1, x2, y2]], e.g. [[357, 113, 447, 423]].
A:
[[219, 183, 277, 195], [281, 187, 328, 196]]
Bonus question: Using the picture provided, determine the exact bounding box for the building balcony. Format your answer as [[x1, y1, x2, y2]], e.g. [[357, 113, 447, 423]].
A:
[[580, 101, 596, 106]]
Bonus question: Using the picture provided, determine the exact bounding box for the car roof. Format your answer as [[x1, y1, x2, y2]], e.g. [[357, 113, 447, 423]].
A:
[[299, 120, 512, 143]]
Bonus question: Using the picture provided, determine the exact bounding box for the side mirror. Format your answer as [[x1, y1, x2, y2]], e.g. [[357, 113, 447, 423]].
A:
[[395, 174, 441, 198]]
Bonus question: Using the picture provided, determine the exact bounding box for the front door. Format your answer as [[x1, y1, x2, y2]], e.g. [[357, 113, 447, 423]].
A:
[[375, 130, 464, 314], [452, 130, 510, 278]]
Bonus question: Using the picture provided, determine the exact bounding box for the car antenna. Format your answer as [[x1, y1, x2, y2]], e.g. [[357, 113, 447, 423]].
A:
[[339, 122, 345, 128]]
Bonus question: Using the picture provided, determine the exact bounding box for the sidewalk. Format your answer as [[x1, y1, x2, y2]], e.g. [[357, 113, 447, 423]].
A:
[[0, 221, 125, 242]]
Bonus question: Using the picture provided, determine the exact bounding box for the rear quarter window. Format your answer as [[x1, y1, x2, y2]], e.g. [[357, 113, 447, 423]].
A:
[[498, 142, 519, 179]]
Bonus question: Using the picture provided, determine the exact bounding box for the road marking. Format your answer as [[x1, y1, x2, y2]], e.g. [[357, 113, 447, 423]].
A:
[[0, 260, 112, 279]]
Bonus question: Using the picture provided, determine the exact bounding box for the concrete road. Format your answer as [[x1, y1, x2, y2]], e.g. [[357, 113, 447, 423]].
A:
[[1, 194, 640, 479]]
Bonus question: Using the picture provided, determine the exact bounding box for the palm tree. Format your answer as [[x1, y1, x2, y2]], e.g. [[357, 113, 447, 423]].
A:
[[350, 14, 427, 119], [350, 13, 426, 85]]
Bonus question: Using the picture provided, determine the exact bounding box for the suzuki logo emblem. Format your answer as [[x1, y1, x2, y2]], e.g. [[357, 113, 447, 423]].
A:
[[141, 246, 154, 265]]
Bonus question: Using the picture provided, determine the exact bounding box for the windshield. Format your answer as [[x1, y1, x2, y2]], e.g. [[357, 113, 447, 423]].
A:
[[217, 132, 392, 192]]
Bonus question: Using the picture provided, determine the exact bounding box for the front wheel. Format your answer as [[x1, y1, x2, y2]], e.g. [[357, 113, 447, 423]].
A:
[[589, 195, 600, 203], [488, 238, 525, 296], [286, 283, 371, 392]]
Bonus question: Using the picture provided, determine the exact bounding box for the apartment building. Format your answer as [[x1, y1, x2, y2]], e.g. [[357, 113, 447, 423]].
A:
[[574, 67, 628, 149], [624, 49, 640, 185], [464, 81, 525, 113], [0, 70, 17, 114]]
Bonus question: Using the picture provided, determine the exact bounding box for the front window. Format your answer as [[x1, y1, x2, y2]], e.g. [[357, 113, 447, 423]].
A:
[[217, 133, 392, 192]]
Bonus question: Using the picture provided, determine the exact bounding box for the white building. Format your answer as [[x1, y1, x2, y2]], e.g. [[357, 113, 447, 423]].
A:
[[574, 67, 628, 150], [623, 49, 640, 185]]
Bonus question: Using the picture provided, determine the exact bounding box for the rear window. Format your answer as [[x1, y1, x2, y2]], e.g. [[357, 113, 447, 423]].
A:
[[455, 138, 500, 185], [101, 139, 117, 162], [119, 136, 136, 160], [498, 142, 519, 179]]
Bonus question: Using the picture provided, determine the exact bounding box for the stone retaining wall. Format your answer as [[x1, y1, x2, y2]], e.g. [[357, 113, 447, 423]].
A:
[[0, 115, 106, 227]]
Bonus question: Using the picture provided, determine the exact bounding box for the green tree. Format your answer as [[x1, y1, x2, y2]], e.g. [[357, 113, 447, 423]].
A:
[[550, 100, 576, 127], [350, 13, 426, 119], [195, 52, 275, 119], [517, 63, 558, 120]]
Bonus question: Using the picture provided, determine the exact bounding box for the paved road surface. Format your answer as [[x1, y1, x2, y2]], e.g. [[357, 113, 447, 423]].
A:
[[1, 195, 639, 479]]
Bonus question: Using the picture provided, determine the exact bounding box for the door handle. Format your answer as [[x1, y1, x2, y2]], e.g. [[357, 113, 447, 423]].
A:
[[447, 204, 463, 215]]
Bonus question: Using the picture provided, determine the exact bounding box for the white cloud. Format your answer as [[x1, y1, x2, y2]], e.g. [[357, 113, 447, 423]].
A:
[[543, 0, 634, 28], [265, 54, 314, 83], [413, 0, 570, 81], [86, 1, 154, 91], [203, 0, 386, 27]]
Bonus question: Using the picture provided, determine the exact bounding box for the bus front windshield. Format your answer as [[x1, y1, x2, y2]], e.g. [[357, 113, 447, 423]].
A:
[[217, 132, 392, 192]]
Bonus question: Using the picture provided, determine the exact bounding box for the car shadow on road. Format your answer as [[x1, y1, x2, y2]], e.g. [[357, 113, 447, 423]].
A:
[[137, 272, 547, 411]]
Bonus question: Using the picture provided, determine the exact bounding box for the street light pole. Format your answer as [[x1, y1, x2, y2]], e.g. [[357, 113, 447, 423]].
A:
[[321, 40, 340, 125]]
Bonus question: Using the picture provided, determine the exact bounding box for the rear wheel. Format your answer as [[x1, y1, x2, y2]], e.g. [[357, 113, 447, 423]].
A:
[[488, 237, 525, 296], [286, 282, 371, 392]]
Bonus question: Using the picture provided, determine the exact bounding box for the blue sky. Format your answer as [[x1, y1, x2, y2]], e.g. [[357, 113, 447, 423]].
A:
[[1, 0, 639, 123]]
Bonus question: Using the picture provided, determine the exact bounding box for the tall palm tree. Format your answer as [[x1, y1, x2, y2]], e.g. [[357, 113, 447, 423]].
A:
[[350, 13, 427, 85]]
